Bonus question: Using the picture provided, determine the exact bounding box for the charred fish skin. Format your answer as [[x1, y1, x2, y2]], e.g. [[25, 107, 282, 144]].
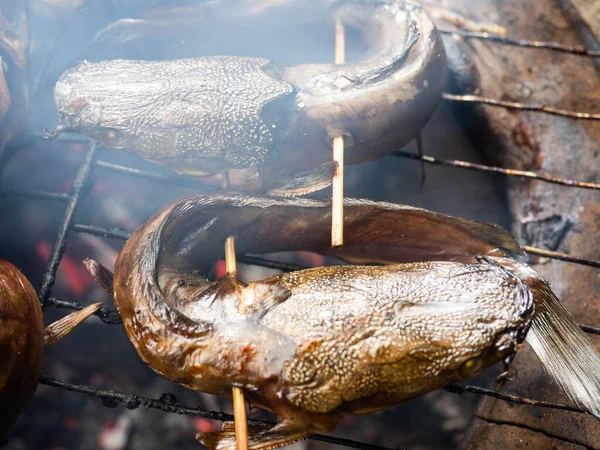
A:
[[50, 0, 446, 193], [149, 194, 523, 271], [261, 262, 534, 416]]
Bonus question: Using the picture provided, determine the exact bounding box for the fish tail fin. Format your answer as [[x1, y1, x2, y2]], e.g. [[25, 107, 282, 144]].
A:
[[525, 278, 600, 418]]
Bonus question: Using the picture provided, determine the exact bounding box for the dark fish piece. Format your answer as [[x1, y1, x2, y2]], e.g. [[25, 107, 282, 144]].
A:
[[0, 260, 101, 441], [49, 0, 446, 194], [153, 194, 523, 269], [0, 260, 43, 441]]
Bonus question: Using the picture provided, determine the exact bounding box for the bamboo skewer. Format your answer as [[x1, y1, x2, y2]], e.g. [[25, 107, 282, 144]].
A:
[[224, 236, 249, 450], [225, 236, 237, 274], [232, 387, 248, 450], [332, 136, 344, 248], [335, 19, 346, 64], [332, 20, 346, 249]]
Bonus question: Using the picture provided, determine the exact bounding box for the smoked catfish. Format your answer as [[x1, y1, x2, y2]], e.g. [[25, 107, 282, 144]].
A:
[[49, 0, 446, 194], [88, 195, 600, 449]]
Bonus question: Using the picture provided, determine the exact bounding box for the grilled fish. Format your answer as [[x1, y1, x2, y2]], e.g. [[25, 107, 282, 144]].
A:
[[49, 0, 446, 195], [86, 195, 600, 449]]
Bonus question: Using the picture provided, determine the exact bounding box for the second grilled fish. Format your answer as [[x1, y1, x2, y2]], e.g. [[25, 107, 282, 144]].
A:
[[49, 0, 446, 195]]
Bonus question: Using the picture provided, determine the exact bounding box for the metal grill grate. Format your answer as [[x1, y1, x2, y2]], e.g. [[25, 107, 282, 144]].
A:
[[2, 4, 600, 446], [1, 125, 599, 449]]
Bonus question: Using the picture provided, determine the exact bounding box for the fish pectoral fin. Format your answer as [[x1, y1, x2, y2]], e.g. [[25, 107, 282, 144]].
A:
[[84, 258, 114, 296], [267, 162, 336, 197], [196, 420, 311, 450], [43, 302, 103, 347], [246, 281, 292, 318]]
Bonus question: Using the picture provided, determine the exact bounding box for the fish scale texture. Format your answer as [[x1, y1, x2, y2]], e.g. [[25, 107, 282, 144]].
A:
[[54, 56, 293, 166], [259, 263, 532, 413]]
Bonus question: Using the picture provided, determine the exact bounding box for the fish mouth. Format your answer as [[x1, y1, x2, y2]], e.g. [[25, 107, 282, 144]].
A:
[[47, 80, 90, 139], [44, 122, 73, 139]]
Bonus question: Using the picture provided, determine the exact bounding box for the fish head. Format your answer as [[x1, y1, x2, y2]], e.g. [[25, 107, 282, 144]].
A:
[[52, 59, 161, 151]]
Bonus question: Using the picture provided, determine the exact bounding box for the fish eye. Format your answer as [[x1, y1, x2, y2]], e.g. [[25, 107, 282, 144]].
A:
[[103, 129, 122, 145], [459, 357, 484, 379]]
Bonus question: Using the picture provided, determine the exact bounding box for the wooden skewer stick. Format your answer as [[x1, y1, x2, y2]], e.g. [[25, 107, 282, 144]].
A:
[[222, 169, 231, 190], [335, 19, 345, 64], [224, 236, 249, 450], [225, 236, 237, 273], [232, 388, 248, 450], [331, 20, 346, 249], [331, 136, 344, 248]]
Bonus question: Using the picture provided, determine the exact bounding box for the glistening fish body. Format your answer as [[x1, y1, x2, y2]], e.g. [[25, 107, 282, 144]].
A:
[[93, 194, 600, 449], [50, 0, 446, 194], [98, 195, 548, 449]]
